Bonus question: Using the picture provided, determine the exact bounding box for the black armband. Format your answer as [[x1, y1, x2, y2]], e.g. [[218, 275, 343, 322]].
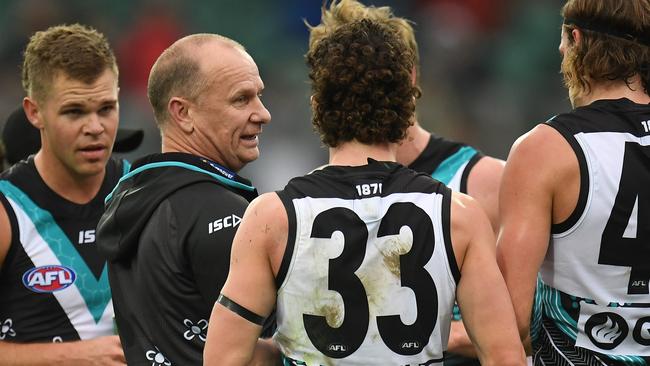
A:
[[217, 294, 266, 326]]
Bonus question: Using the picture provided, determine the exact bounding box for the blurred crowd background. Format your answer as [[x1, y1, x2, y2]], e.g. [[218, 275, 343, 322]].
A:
[[0, 0, 570, 193]]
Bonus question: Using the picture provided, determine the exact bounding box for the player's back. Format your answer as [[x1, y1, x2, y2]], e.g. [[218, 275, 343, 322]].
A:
[[274, 159, 459, 365], [535, 98, 650, 363]]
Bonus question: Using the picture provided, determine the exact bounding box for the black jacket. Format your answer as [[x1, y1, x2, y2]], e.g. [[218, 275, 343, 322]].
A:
[[97, 152, 258, 366]]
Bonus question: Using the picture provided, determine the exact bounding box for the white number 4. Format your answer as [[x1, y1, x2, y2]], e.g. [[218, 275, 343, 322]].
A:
[[355, 183, 382, 196]]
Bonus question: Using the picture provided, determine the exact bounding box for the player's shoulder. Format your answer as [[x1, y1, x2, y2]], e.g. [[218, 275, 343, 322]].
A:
[[0, 157, 34, 181], [509, 124, 569, 166], [503, 124, 577, 202], [465, 154, 505, 192], [449, 191, 493, 239], [471, 155, 504, 172], [450, 191, 485, 224], [449, 191, 493, 261], [237, 192, 288, 250], [247, 192, 285, 218]]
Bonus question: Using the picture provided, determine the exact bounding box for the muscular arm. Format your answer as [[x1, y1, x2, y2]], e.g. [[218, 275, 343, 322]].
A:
[[446, 320, 476, 357], [496, 125, 576, 343], [204, 193, 285, 366], [466, 156, 505, 234], [452, 193, 525, 366], [446, 156, 505, 358]]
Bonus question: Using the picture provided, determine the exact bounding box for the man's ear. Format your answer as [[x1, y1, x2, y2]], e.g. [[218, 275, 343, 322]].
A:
[[22, 97, 43, 129], [571, 27, 582, 46], [168, 97, 194, 134]]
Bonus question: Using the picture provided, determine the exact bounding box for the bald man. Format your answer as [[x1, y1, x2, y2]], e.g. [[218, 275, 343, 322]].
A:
[[96, 34, 272, 365]]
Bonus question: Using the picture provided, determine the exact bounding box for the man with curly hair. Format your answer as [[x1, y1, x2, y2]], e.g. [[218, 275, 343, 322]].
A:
[[204, 19, 524, 366], [306, 1, 506, 363], [497, 0, 650, 364]]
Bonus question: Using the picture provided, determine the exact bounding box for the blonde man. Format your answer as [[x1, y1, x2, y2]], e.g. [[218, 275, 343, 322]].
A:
[[498, 0, 650, 363]]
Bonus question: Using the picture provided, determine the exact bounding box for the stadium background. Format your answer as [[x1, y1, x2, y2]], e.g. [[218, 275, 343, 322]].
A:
[[0, 0, 569, 193]]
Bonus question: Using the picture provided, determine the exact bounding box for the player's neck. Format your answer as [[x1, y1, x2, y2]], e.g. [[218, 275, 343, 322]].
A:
[[329, 140, 397, 167], [34, 151, 105, 204], [395, 121, 430, 166], [575, 76, 650, 107]]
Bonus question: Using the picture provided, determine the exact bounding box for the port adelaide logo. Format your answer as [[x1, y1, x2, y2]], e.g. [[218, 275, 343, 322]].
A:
[[585, 312, 628, 350], [22, 265, 76, 293]]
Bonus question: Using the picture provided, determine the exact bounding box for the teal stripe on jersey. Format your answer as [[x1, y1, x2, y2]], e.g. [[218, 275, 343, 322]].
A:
[[530, 275, 544, 343], [105, 161, 255, 203], [121, 159, 131, 176], [538, 280, 578, 340], [282, 355, 307, 366], [537, 280, 646, 365], [431, 146, 477, 184], [0, 181, 111, 323]]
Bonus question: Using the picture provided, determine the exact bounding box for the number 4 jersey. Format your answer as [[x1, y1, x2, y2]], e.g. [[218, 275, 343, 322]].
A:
[[535, 98, 650, 364], [274, 159, 460, 365]]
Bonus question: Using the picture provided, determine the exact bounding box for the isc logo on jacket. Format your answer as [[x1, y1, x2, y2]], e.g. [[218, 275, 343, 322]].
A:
[[208, 214, 242, 234]]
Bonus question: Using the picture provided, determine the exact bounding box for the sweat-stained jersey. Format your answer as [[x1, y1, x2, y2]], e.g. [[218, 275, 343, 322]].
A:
[[0, 156, 128, 342], [533, 98, 650, 365], [274, 159, 460, 365]]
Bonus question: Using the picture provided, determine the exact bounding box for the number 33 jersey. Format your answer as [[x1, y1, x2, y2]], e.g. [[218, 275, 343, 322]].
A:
[[535, 98, 650, 364], [274, 159, 460, 365]]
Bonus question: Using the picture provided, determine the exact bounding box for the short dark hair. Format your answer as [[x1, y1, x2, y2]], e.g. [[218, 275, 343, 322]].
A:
[[307, 19, 417, 147], [561, 0, 650, 95], [22, 24, 118, 103]]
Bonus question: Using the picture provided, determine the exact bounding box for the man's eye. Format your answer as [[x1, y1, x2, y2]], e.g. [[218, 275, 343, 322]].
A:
[[63, 109, 83, 116], [99, 105, 115, 114]]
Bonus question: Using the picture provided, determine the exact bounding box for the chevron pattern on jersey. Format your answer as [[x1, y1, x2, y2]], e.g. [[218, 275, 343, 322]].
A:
[[533, 319, 608, 365], [0, 181, 111, 324]]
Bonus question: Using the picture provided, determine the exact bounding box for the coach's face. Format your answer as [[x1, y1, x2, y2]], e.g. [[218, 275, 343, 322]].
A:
[[191, 42, 270, 172]]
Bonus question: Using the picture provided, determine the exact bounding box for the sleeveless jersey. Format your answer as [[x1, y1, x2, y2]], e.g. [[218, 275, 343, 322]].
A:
[[409, 134, 483, 366], [274, 160, 460, 365], [408, 134, 483, 193], [533, 98, 650, 365], [0, 156, 129, 342]]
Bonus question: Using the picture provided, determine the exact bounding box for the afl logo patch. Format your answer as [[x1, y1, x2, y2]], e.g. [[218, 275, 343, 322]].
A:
[[22, 265, 76, 293]]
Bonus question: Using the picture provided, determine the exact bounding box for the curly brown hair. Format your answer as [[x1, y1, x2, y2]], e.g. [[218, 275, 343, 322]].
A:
[[307, 19, 417, 147], [307, 0, 421, 94], [561, 0, 650, 99], [22, 24, 117, 103]]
